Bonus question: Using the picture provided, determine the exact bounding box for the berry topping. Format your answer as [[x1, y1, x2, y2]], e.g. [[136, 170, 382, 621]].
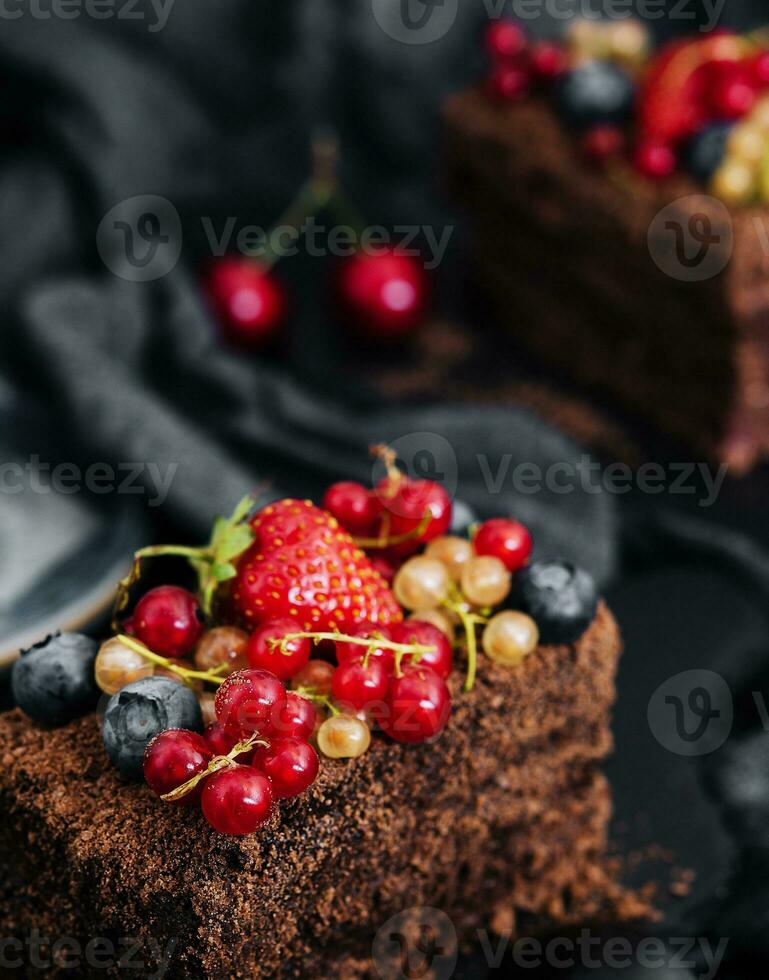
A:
[[555, 62, 635, 131], [473, 518, 533, 573], [482, 611, 539, 666], [201, 766, 274, 836], [487, 64, 530, 102], [424, 535, 473, 582], [12, 633, 99, 727], [332, 656, 389, 712], [143, 730, 213, 805], [684, 122, 733, 181], [322, 482, 376, 535], [204, 722, 243, 758], [750, 50, 769, 89], [95, 636, 155, 696], [511, 560, 598, 645], [707, 61, 756, 120], [632, 140, 677, 179], [132, 586, 204, 660], [581, 124, 625, 164], [485, 20, 527, 61], [337, 249, 429, 340], [102, 676, 204, 780], [246, 619, 312, 681], [530, 41, 567, 83], [317, 714, 371, 759], [393, 557, 450, 612], [254, 737, 319, 799], [273, 691, 317, 740], [335, 624, 394, 671], [391, 621, 453, 680], [373, 472, 453, 558], [232, 499, 402, 633], [193, 627, 248, 677], [214, 668, 287, 737], [381, 667, 451, 745], [205, 257, 286, 351], [291, 659, 335, 697], [460, 555, 511, 608]]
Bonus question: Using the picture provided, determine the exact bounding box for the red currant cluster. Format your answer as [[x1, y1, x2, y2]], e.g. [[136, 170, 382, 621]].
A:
[[485, 20, 568, 102]]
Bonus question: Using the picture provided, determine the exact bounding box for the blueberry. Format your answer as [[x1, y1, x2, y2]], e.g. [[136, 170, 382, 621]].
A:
[[511, 560, 598, 645], [684, 123, 733, 183], [450, 499, 478, 537], [102, 676, 203, 780], [555, 62, 634, 131], [11, 633, 99, 726]]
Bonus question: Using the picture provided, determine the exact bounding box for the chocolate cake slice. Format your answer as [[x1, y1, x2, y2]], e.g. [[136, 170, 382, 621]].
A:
[[444, 89, 769, 472], [0, 603, 639, 979]]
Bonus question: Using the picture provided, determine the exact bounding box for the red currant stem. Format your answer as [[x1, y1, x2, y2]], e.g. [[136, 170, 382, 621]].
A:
[[370, 444, 403, 491], [352, 510, 432, 550], [280, 631, 431, 658], [292, 687, 341, 717], [160, 733, 269, 803], [116, 635, 227, 687]]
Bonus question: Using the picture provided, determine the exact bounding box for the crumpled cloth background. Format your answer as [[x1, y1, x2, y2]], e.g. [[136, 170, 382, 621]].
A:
[[1, 1, 769, 976]]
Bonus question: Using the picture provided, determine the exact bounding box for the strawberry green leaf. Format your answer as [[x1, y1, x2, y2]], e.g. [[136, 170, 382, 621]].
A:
[[215, 525, 254, 563]]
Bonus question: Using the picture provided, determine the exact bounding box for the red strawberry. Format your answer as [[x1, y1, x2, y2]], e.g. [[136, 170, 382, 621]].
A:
[[231, 499, 402, 633]]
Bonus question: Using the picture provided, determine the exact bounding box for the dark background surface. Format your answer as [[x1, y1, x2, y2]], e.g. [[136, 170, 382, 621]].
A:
[[2, 1, 769, 977]]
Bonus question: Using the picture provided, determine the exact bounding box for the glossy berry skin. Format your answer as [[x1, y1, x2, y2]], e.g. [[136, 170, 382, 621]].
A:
[[391, 621, 453, 680], [473, 518, 533, 573], [204, 722, 244, 758], [555, 62, 635, 131], [201, 766, 274, 836], [102, 677, 203, 780], [751, 50, 769, 88], [206, 257, 286, 351], [485, 20, 527, 61], [632, 140, 677, 179], [487, 64, 530, 102], [291, 659, 335, 697], [511, 560, 598, 645], [337, 250, 428, 340], [132, 586, 204, 660], [143, 729, 212, 805], [582, 125, 625, 165], [683, 122, 732, 181], [194, 627, 248, 677], [381, 667, 451, 745], [273, 691, 317, 740], [254, 737, 319, 799], [322, 482, 375, 535], [335, 624, 394, 672], [376, 478, 453, 558], [332, 656, 389, 712], [708, 62, 756, 120], [215, 668, 287, 736], [233, 499, 402, 633], [12, 633, 99, 726], [530, 41, 567, 82], [246, 619, 311, 682]]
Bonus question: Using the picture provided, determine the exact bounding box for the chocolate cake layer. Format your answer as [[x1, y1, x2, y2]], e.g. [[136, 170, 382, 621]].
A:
[[0, 604, 637, 979], [445, 89, 769, 472]]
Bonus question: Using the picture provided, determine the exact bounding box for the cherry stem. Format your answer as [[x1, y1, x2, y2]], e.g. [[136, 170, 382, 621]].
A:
[[292, 686, 341, 717], [277, 631, 431, 659], [160, 732, 268, 803], [116, 635, 227, 688], [352, 510, 432, 550]]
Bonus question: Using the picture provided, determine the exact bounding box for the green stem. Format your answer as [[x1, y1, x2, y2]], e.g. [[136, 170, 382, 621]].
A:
[[135, 545, 211, 561], [116, 635, 226, 688], [455, 607, 478, 694], [278, 632, 431, 658], [161, 732, 268, 802], [292, 687, 341, 717]]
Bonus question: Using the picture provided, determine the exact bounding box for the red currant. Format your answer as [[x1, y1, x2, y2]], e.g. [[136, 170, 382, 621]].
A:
[[381, 667, 451, 744], [332, 656, 389, 713], [530, 41, 567, 82], [487, 64, 530, 102], [708, 61, 756, 120], [215, 668, 287, 736], [632, 140, 677, 180], [205, 257, 286, 351], [337, 250, 429, 340], [375, 478, 452, 558], [143, 729, 212, 805], [132, 585, 204, 659], [201, 765, 273, 835], [485, 20, 527, 61], [272, 691, 317, 740], [750, 50, 769, 88], [204, 722, 245, 759], [391, 621, 453, 680], [246, 619, 311, 681], [335, 624, 394, 671], [254, 737, 319, 799], [322, 482, 375, 535], [473, 518, 532, 573], [582, 125, 625, 165]]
